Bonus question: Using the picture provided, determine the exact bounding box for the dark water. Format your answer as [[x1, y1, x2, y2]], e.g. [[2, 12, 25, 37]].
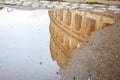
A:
[[0, 7, 59, 80]]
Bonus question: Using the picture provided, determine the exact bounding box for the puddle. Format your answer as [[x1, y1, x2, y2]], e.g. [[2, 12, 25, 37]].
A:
[[0, 7, 59, 80], [0, 7, 116, 80]]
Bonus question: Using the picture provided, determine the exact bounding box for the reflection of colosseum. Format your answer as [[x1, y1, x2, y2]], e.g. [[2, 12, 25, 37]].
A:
[[49, 10, 115, 67]]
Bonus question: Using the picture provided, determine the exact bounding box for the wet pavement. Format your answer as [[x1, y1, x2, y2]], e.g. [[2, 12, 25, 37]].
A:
[[0, 7, 59, 80]]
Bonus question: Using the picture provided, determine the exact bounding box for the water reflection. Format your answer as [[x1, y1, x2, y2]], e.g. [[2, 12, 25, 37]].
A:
[[0, 7, 59, 80], [49, 10, 115, 68]]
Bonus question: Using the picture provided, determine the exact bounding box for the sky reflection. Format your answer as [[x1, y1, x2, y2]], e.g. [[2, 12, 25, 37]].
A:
[[0, 7, 59, 80]]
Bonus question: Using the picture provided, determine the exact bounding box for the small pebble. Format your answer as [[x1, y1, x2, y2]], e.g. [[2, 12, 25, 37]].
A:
[[56, 72, 59, 74], [40, 62, 42, 65], [73, 76, 75, 80]]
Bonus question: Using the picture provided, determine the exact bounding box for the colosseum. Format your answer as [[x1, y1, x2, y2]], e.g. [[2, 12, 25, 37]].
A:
[[49, 10, 115, 67]]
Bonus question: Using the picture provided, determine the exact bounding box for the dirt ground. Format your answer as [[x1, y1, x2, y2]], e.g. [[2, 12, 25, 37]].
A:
[[59, 13, 120, 80]]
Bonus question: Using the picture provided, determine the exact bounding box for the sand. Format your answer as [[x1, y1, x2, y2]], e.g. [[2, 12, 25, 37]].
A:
[[59, 13, 120, 80]]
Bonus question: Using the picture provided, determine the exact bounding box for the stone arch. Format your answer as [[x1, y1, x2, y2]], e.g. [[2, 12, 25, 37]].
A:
[[65, 10, 72, 26], [74, 13, 82, 31], [85, 18, 96, 35], [71, 37, 79, 49]]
